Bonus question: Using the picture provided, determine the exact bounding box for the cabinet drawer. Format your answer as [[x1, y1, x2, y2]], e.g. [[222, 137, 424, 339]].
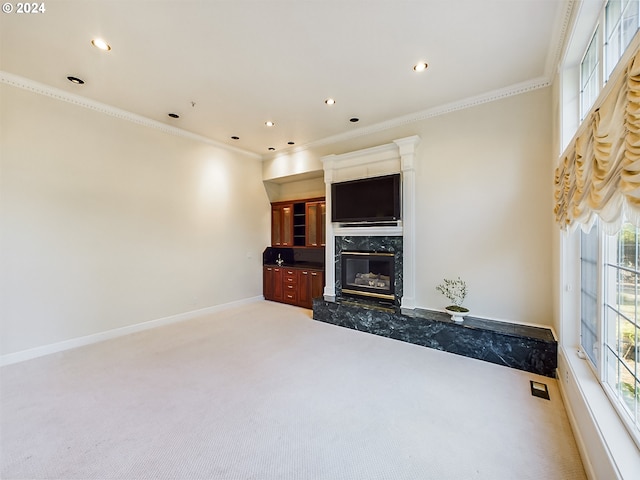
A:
[[284, 274, 297, 284], [284, 291, 297, 303]]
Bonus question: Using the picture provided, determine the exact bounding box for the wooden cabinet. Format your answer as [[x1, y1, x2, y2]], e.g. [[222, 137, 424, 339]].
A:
[[271, 204, 293, 246], [263, 266, 283, 301], [298, 269, 311, 307], [267, 196, 325, 307], [310, 269, 324, 301], [271, 197, 324, 247], [306, 201, 326, 247], [283, 268, 298, 305], [264, 265, 324, 309]]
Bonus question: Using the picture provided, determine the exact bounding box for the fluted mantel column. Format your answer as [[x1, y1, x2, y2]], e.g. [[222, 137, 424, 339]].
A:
[[322, 156, 336, 301], [394, 135, 420, 311]]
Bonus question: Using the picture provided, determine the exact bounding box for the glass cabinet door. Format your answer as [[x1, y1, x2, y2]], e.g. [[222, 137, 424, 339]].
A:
[[306, 201, 326, 247], [281, 205, 293, 246], [271, 206, 282, 246]]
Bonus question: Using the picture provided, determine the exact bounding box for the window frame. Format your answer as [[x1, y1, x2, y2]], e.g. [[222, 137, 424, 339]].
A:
[[579, 222, 640, 448], [580, 27, 601, 121]]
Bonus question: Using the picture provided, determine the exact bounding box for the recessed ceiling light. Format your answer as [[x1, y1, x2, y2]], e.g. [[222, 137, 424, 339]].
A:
[[268, 147, 276, 151], [67, 76, 85, 85], [325, 98, 336, 105], [231, 136, 240, 140], [168, 113, 180, 119], [349, 117, 359, 123], [265, 121, 275, 127], [287, 141, 295, 145], [413, 62, 428, 72], [91, 38, 111, 51]]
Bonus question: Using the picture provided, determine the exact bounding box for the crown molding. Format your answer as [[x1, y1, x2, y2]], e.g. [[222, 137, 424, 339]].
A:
[[0, 71, 262, 160], [544, 0, 577, 79], [304, 76, 551, 151], [270, 2, 576, 159]]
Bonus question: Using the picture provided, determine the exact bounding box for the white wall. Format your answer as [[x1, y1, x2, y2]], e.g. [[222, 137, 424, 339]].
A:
[[414, 88, 553, 325], [0, 84, 270, 356]]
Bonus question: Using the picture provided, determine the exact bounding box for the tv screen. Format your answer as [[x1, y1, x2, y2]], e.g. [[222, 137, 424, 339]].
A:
[[331, 174, 401, 223]]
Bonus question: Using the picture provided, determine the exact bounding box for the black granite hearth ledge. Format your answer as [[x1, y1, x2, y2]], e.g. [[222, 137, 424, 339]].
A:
[[312, 298, 557, 378], [412, 309, 556, 343]]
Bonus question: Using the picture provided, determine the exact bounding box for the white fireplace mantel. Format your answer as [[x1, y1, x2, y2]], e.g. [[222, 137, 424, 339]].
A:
[[321, 135, 420, 310]]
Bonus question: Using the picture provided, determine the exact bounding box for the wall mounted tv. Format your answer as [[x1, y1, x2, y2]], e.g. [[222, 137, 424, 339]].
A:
[[331, 173, 401, 223]]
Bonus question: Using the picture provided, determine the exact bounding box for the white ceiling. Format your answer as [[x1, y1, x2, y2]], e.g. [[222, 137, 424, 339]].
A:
[[0, 0, 571, 157]]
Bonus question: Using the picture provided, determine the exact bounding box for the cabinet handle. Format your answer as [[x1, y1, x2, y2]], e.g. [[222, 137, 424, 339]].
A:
[[302, 271, 308, 275], [311, 272, 317, 276], [287, 285, 294, 289]]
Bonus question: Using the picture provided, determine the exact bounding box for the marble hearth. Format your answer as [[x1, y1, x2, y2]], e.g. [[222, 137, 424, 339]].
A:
[[312, 298, 557, 378]]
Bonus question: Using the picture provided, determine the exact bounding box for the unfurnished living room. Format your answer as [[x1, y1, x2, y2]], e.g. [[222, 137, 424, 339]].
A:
[[1, 1, 639, 479]]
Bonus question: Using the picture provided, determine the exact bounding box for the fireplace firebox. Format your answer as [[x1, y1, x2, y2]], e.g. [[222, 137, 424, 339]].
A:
[[340, 251, 395, 303]]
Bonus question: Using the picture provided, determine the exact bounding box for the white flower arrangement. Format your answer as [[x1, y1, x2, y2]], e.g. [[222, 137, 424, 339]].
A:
[[436, 277, 468, 311]]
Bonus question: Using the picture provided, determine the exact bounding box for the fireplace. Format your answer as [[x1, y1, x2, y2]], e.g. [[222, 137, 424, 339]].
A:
[[340, 251, 395, 303]]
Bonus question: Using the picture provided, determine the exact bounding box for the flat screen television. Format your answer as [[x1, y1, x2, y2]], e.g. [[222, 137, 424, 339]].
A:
[[331, 173, 401, 223]]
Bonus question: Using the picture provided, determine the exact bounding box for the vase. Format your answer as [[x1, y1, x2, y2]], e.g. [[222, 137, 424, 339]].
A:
[[445, 306, 469, 323]]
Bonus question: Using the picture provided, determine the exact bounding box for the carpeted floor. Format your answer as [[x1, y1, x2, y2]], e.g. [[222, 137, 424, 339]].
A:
[[1, 300, 586, 479]]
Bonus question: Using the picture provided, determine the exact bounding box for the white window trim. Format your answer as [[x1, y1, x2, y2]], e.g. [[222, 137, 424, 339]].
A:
[[558, 230, 640, 479], [579, 223, 640, 448]]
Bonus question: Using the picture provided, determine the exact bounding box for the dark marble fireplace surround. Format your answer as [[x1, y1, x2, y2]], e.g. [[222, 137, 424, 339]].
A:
[[335, 236, 403, 306], [312, 235, 557, 378]]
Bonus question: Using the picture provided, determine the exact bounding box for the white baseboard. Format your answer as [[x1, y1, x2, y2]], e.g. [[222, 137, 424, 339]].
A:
[[0, 296, 263, 367]]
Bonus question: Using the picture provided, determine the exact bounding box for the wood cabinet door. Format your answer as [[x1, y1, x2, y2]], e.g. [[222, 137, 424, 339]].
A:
[[310, 270, 324, 301], [263, 267, 274, 300], [319, 202, 326, 246], [271, 205, 282, 246], [281, 205, 293, 246], [298, 270, 312, 308], [271, 204, 294, 246], [272, 267, 284, 301], [306, 201, 326, 247]]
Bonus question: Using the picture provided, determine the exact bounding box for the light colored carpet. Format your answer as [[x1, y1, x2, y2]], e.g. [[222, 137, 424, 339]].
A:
[[1, 300, 586, 480]]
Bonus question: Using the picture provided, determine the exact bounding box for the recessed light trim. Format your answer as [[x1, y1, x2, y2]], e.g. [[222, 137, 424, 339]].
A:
[[349, 117, 359, 123], [268, 147, 276, 151], [231, 136, 240, 140], [168, 113, 180, 119], [91, 38, 111, 51], [413, 62, 428, 72], [325, 98, 336, 105], [265, 121, 275, 127], [67, 76, 85, 85], [287, 141, 295, 145]]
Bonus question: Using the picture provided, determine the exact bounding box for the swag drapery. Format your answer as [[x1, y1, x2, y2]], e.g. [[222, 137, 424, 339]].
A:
[[554, 47, 640, 233]]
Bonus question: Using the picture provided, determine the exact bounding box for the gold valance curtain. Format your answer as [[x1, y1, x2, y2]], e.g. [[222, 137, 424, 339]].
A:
[[554, 48, 640, 233]]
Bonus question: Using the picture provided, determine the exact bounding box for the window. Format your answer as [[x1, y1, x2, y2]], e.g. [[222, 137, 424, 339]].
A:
[[581, 226, 600, 366], [579, 1, 640, 120], [580, 29, 600, 121], [580, 222, 640, 441], [605, 0, 640, 80], [604, 223, 639, 432]]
